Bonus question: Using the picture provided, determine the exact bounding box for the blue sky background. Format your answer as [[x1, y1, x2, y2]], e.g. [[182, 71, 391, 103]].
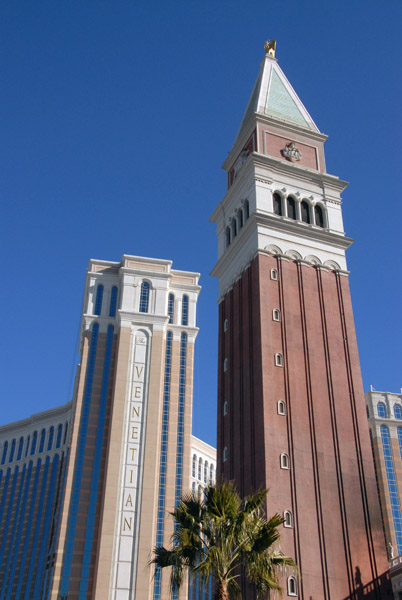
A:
[[1, 1, 401, 446]]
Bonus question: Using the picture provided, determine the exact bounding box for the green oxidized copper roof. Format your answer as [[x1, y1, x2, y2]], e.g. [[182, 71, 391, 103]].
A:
[[265, 69, 311, 129]]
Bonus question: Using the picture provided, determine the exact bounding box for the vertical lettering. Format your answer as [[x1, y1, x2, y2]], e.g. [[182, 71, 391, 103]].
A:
[[135, 365, 144, 379], [134, 386, 141, 399], [123, 517, 132, 531], [131, 405, 140, 418], [125, 494, 133, 507], [131, 426, 139, 440]]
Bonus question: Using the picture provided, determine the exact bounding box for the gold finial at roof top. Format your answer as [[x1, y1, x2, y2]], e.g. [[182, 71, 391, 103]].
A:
[[264, 39, 276, 57]]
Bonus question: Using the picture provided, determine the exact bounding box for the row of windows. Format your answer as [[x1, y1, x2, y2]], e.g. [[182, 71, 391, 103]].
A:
[[377, 401, 402, 420], [0, 422, 68, 465], [273, 192, 326, 228], [94, 285, 118, 317], [192, 455, 215, 483], [225, 200, 250, 248], [380, 424, 402, 554], [223, 398, 286, 417]]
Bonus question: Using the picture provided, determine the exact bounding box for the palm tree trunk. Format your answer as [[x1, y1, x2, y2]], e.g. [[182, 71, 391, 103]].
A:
[[217, 580, 230, 600]]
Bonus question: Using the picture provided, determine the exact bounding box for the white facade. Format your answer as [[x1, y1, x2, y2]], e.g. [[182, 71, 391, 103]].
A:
[[190, 435, 216, 497]]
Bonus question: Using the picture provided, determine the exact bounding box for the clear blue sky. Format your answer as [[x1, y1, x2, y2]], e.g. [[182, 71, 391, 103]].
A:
[[2, 1, 401, 446]]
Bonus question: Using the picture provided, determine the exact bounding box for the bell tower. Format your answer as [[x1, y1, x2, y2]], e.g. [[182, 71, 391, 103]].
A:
[[211, 43, 392, 599]]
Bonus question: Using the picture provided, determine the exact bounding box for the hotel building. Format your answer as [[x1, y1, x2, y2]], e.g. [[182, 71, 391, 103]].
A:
[[211, 44, 392, 598], [0, 254, 201, 600]]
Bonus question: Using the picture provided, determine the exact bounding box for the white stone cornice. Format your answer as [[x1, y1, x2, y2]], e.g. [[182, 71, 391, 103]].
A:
[[117, 311, 168, 331]]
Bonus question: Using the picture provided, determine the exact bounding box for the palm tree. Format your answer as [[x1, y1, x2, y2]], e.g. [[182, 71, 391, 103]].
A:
[[151, 481, 297, 599]]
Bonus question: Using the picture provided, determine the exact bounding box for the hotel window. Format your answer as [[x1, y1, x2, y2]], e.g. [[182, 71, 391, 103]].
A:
[[315, 205, 325, 228], [17, 437, 24, 461], [271, 269, 278, 281], [231, 219, 237, 239], [192, 481, 196, 494], [381, 425, 402, 553], [198, 457, 202, 480], [223, 401, 228, 416], [224, 358, 229, 372], [225, 226, 231, 248], [224, 318, 228, 332], [223, 446, 228, 462], [204, 461, 208, 484], [39, 429, 46, 453], [377, 402, 387, 418], [94, 284, 104, 316], [275, 353, 284, 367], [109, 286, 118, 317], [64, 421, 69, 444], [192, 454, 196, 478], [237, 209, 243, 230], [8, 439, 16, 463], [25, 435, 30, 457], [30, 431, 38, 455], [168, 293, 175, 324], [395, 405, 402, 420], [244, 199, 250, 220], [47, 426, 54, 451], [301, 200, 310, 224], [283, 510, 293, 528], [280, 453, 289, 469], [273, 193, 282, 216], [288, 577, 298, 596], [56, 424, 63, 449], [1, 442, 8, 465], [287, 196, 297, 220], [198, 485, 202, 499], [182, 295, 189, 326], [278, 400, 286, 415], [273, 309, 281, 322], [209, 463, 214, 483], [139, 282, 150, 313]]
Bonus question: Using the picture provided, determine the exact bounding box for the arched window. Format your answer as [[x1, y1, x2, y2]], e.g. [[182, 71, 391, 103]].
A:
[[56, 424, 63, 449], [109, 286, 118, 317], [47, 426, 54, 451], [64, 422, 68, 444], [223, 401, 228, 416], [224, 358, 229, 372], [231, 219, 237, 239], [94, 284, 104, 315], [273, 193, 282, 216], [225, 226, 231, 248], [198, 485, 202, 499], [273, 309, 281, 322], [1, 441, 8, 465], [204, 461, 208, 483], [25, 435, 30, 457], [315, 205, 324, 228], [209, 464, 214, 483], [237, 209, 243, 231], [139, 282, 150, 313], [168, 293, 175, 324], [198, 457, 202, 480], [192, 481, 196, 494], [39, 429, 46, 453], [287, 196, 297, 220], [223, 318, 229, 332], [17, 437, 24, 461], [280, 453, 289, 469], [30, 431, 38, 455], [275, 353, 283, 367], [192, 454, 196, 478], [377, 402, 387, 418], [283, 510, 293, 528], [278, 400, 286, 415], [8, 439, 16, 463], [301, 200, 310, 223], [270, 269, 278, 281], [395, 405, 402, 420], [243, 200, 250, 220], [182, 295, 189, 326], [288, 576, 298, 596], [223, 446, 228, 462]]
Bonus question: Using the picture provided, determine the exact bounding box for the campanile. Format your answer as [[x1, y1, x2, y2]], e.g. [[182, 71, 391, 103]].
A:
[[210, 42, 392, 599]]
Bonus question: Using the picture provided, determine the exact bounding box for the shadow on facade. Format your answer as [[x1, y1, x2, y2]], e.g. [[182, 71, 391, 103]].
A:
[[341, 567, 393, 599]]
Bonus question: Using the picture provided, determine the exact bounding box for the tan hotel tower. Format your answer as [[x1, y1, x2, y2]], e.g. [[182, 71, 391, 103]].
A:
[[211, 44, 392, 598], [0, 254, 200, 600]]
